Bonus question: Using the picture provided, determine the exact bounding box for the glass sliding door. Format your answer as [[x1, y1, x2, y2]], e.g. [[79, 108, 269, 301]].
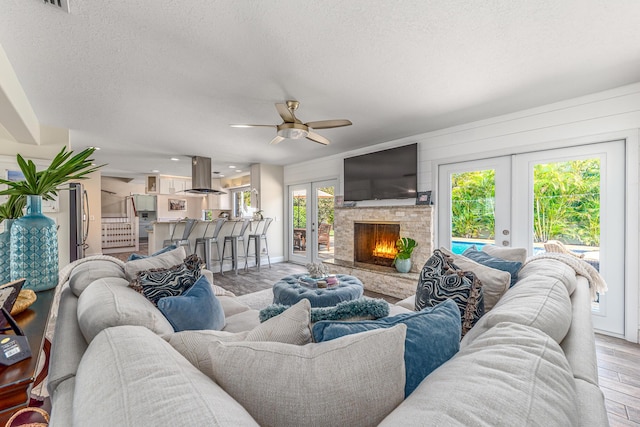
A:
[[288, 180, 337, 264]]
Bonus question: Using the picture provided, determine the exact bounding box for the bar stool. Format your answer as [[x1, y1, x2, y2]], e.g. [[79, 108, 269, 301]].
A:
[[221, 219, 250, 275], [246, 217, 273, 270], [162, 219, 197, 253], [194, 218, 226, 272]]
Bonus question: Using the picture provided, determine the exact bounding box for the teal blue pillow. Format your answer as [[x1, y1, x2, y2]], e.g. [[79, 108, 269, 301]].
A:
[[312, 299, 461, 397], [462, 246, 522, 287], [127, 244, 177, 261], [157, 275, 224, 332]]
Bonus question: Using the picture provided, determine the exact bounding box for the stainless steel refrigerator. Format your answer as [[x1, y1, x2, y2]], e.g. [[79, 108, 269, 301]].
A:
[[69, 183, 89, 261]]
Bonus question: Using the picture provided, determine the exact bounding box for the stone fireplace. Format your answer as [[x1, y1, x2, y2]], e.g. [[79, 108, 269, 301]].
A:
[[324, 205, 434, 299]]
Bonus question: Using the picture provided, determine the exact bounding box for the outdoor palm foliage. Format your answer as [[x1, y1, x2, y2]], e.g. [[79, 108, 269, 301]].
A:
[[451, 159, 600, 246]]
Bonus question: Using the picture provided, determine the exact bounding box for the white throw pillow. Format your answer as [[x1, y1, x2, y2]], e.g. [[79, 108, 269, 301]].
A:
[[440, 247, 510, 311], [481, 245, 527, 264], [166, 299, 312, 378], [208, 325, 407, 427], [123, 246, 187, 281]]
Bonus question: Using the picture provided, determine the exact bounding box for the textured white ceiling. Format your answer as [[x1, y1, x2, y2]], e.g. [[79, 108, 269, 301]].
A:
[[2, 0, 640, 178]]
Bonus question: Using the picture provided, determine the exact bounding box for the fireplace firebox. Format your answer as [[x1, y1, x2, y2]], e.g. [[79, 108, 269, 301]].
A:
[[354, 222, 401, 268]]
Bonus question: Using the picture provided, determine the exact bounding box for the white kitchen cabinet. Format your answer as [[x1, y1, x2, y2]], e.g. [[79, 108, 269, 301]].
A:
[[159, 177, 190, 194], [134, 195, 156, 211]]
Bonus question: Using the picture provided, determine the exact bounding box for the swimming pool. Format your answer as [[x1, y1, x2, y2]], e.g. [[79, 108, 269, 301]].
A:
[[451, 241, 486, 254]]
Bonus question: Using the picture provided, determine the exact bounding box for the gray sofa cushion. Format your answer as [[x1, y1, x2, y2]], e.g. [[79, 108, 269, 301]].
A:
[[460, 274, 572, 348], [73, 325, 258, 426], [77, 278, 174, 342], [49, 377, 74, 427], [208, 325, 407, 427], [69, 260, 126, 297], [379, 322, 579, 427], [518, 257, 577, 295], [481, 245, 527, 264]]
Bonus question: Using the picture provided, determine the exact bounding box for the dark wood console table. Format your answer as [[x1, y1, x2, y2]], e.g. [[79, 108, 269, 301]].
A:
[[0, 288, 55, 424]]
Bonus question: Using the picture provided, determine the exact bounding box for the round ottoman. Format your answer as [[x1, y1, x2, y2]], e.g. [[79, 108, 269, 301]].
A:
[[272, 274, 364, 308]]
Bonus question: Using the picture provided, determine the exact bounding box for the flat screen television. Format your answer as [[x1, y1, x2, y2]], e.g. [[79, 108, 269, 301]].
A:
[[344, 143, 417, 201]]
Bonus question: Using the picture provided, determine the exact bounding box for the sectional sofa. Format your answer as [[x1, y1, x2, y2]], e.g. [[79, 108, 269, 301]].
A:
[[46, 247, 608, 426]]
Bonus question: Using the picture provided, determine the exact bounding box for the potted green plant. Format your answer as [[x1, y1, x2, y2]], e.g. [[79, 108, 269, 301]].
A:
[[393, 237, 418, 273], [0, 146, 103, 291]]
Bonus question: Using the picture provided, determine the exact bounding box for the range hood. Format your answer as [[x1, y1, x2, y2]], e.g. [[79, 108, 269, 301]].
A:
[[185, 156, 226, 195]]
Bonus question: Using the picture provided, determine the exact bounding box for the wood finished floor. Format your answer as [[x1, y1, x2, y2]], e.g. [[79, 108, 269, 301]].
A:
[[107, 245, 640, 425]]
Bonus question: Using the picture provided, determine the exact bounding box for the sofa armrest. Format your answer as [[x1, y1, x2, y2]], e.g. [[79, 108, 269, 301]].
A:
[[48, 286, 87, 396]]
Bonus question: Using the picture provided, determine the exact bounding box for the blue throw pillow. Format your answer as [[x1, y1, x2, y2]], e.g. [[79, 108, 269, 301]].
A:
[[462, 246, 522, 287], [157, 275, 225, 332], [127, 244, 178, 261], [312, 299, 461, 397]]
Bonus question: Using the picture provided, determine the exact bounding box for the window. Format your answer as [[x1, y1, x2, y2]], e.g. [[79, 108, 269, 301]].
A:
[[232, 187, 251, 217]]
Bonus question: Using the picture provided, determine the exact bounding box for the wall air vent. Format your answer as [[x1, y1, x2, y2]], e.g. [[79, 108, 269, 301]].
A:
[[42, 0, 70, 13]]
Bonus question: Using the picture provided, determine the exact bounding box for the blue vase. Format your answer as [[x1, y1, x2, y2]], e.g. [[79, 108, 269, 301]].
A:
[[395, 258, 412, 273], [10, 195, 58, 291], [0, 219, 15, 284]]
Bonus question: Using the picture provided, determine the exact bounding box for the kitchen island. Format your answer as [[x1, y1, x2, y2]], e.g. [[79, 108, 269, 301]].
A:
[[148, 219, 262, 272]]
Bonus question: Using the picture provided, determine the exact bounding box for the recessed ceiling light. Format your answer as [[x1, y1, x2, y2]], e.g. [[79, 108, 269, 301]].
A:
[[90, 146, 101, 150], [151, 169, 159, 173], [236, 170, 242, 173], [170, 157, 180, 161], [219, 174, 225, 177], [229, 165, 236, 169]]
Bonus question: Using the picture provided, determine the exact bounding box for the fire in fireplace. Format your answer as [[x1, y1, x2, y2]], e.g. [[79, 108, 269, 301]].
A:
[[354, 222, 401, 268]]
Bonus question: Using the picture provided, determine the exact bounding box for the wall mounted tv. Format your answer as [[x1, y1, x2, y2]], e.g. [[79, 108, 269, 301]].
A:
[[344, 143, 417, 201]]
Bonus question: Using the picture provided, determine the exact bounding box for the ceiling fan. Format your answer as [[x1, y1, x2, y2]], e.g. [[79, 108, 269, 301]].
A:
[[230, 100, 352, 145]]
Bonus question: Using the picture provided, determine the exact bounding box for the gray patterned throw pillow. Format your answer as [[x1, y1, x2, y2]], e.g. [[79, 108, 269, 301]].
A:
[[415, 249, 484, 336], [130, 254, 203, 306]]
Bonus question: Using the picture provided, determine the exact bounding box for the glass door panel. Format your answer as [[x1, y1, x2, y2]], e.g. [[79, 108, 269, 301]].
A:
[[438, 157, 511, 253], [289, 184, 310, 264], [513, 141, 625, 336], [313, 181, 336, 262]]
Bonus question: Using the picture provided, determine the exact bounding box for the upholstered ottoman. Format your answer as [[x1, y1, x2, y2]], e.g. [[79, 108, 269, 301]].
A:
[[272, 274, 364, 308]]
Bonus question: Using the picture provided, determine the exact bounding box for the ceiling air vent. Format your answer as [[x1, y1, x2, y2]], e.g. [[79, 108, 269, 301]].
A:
[[42, 0, 70, 13]]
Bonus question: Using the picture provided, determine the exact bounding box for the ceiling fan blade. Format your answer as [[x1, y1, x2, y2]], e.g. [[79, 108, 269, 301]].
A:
[[270, 135, 285, 145], [306, 132, 331, 146], [305, 119, 352, 129], [275, 103, 297, 123], [230, 124, 276, 128]]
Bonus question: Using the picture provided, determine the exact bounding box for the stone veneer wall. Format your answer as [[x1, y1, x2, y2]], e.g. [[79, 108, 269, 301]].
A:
[[327, 205, 434, 299]]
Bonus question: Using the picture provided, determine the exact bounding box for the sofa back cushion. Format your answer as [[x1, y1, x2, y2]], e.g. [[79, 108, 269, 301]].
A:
[[73, 325, 258, 426], [207, 325, 407, 427], [379, 322, 579, 427], [481, 245, 527, 264], [462, 246, 522, 286], [69, 260, 126, 297], [460, 274, 572, 348], [77, 278, 174, 343]]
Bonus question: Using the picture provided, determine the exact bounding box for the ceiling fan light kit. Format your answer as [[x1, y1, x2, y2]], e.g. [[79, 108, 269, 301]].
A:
[[231, 100, 352, 146]]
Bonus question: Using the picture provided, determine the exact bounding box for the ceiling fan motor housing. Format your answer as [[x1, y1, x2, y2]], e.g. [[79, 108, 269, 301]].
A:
[[277, 122, 309, 139]]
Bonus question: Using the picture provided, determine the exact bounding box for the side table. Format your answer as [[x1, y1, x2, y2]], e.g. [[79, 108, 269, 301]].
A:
[[0, 288, 55, 424]]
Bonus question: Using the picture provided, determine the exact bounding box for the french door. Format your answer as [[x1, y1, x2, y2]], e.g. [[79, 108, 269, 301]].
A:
[[288, 180, 336, 264], [438, 141, 625, 336]]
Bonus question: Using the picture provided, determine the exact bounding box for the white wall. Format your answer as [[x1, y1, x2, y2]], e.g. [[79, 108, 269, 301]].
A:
[[284, 82, 640, 342], [251, 163, 284, 261]]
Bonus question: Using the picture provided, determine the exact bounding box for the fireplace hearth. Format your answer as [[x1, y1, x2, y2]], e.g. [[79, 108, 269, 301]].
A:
[[354, 222, 400, 268]]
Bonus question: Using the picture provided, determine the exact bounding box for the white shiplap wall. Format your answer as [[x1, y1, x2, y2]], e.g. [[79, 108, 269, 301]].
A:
[[284, 81, 640, 342]]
